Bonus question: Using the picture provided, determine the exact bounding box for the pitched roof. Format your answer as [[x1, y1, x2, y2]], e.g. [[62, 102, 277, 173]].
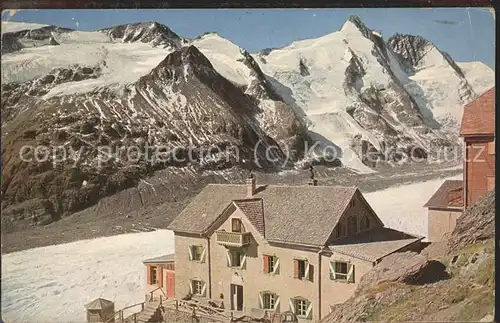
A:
[[233, 199, 265, 237], [460, 87, 495, 136], [143, 253, 175, 264], [167, 184, 358, 246], [424, 180, 464, 209], [329, 227, 423, 262], [85, 298, 114, 310]]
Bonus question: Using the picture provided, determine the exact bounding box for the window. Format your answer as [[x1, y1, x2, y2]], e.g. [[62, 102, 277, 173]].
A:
[[295, 299, 308, 317], [335, 221, 345, 238], [361, 216, 370, 230], [347, 216, 358, 235], [188, 245, 205, 262], [191, 279, 203, 295], [232, 218, 243, 232], [226, 249, 247, 269], [329, 261, 355, 283], [349, 200, 355, 208], [294, 259, 310, 280], [289, 298, 311, 319], [263, 255, 280, 274], [148, 266, 158, 285], [260, 292, 277, 310], [231, 250, 243, 267]]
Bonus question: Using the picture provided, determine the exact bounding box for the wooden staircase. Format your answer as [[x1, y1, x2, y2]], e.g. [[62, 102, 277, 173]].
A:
[[126, 299, 162, 323]]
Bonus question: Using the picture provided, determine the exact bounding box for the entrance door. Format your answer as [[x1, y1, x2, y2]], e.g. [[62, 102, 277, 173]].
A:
[[230, 284, 244, 311], [166, 272, 175, 298]]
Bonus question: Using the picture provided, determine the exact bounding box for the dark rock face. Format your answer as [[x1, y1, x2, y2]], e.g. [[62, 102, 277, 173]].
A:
[[387, 34, 432, 73], [299, 58, 310, 77]]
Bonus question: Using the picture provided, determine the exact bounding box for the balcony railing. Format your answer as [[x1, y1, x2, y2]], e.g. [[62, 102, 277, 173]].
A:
[[215, 231, 252, 247]]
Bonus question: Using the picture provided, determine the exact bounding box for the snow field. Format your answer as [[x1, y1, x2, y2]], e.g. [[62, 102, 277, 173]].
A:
[[363, 173, 462, 240], [2, 230, 174, 323]]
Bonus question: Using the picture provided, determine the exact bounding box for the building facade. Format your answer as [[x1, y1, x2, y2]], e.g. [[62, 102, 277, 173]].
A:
[[424, 180, 464, 242], [166, 177, 423, 322], [460, 87, 495, 207], [143, 254, 176, 300]]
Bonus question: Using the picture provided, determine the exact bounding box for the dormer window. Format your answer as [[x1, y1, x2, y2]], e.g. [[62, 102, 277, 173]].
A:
[[362, 216, 370, 230], [232, 218, 243, 233], [347, 216, 357, 235], [335, 221, 345, 238]]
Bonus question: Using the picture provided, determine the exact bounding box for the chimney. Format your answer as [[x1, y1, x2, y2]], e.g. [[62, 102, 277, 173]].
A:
[[247, 170, 256, 197], [308, 165, 318, 186]]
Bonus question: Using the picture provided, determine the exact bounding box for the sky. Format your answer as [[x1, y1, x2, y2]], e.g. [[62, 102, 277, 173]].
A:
[[1, 8, 495, 68]]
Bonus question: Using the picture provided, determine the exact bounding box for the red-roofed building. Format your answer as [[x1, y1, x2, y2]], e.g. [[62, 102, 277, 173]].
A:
[[460, 87, 495, 207], [424, 87, 495, 241]]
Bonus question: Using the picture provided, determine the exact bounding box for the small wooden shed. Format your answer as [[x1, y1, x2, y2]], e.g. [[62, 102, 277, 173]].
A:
[[85, 298, 115, 323]]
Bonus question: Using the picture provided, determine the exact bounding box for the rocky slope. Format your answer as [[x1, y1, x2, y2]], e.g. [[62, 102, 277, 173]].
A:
[[1, 17, 494, 232], [321, 191, 495, 323]]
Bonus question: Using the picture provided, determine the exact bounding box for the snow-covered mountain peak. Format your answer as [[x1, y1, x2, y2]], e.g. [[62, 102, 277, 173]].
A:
[[341, 15, 374, 39], [99, 21, 182, 49], [192, 33, 253, 86], [146, 45, 217, 82]]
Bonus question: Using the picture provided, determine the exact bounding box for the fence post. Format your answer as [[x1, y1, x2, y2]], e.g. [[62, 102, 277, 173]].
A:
[[133, 313, 137, 323], [176, 300, 179, 311], [141, 303, 145, 311]]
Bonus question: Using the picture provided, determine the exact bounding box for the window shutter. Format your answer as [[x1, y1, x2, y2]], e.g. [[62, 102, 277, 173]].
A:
[[240, 254, 247, 270], [188, 280, 193, 294], [488, 140, 495, 155], [146, 265, 151, 285], [226, 250, 232, 267], [293, 260, 299, 279], [305, 301, 313, 319], [157, 267, 163, 287], [263, 255, 269, 273], [329, 262, 336, 280], [258, 292, 264, 309], [274, 295, 280, 311], [188, 246, 193, 261], [304, 262, 310, 281], [288, 298, 295, 314], [347, 263, 355, 283], [200, 247, 206, 263], [201, 281, 207, 297], [272, 257, 280, 275]]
